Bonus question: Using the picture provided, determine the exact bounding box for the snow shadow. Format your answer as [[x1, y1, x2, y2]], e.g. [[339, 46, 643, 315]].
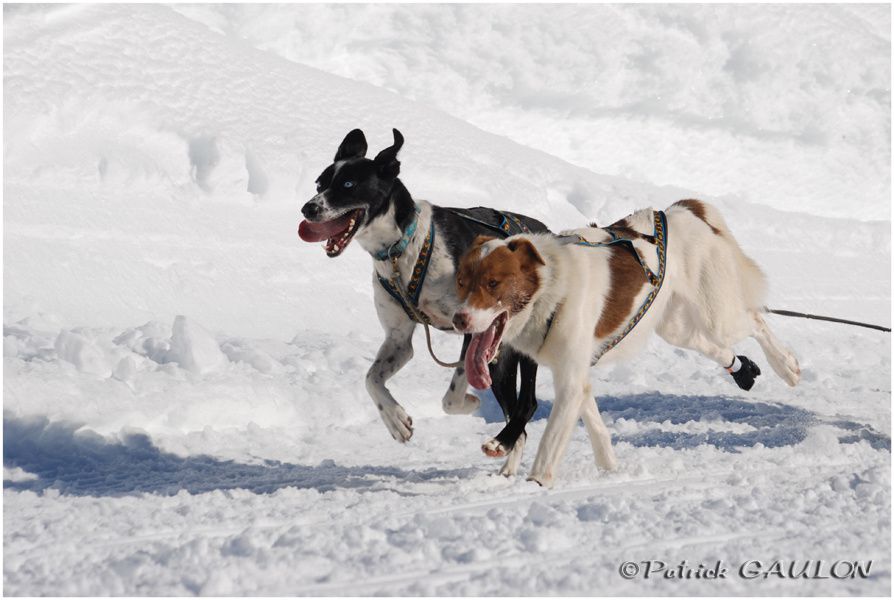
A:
[[480, 392, 889, 453], [3, 414, 475, 498], [600, 393, 890, 452]]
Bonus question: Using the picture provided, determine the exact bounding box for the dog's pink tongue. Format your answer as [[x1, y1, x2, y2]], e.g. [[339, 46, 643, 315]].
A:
[[298, 213, 353, 243], [465, 324, 496, 390]]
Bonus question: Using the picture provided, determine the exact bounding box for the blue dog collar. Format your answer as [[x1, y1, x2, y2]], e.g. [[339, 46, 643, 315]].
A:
[[373, 205, 421, 261]]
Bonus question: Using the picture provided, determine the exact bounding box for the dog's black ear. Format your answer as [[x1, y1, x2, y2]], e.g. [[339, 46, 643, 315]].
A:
[[334, 129, 368, 161], [373, 128, 404, 178]]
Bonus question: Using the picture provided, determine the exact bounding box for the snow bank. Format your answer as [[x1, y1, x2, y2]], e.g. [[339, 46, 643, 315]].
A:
[[4, 3, 711, 340], [177, 4, 891, 221], [54, 329, 112, 377], [168, 316, 226, 375]]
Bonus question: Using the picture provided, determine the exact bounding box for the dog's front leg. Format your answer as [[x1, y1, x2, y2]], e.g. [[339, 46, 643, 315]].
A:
[[580, 395, 617, 472], [528, 363, 589, 488], [366, 320, 416, 443], [441, 335, 480, 415]]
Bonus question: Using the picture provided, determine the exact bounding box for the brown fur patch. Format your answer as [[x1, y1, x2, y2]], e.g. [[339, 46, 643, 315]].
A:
[[594, 246, 648, 339], [605, 217, 649, 241], [456, 238, 543, 315], [589, 217, 653, 242], [673, 199, 722, 235]]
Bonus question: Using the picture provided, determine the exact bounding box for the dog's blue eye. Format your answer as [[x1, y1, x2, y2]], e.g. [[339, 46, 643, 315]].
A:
[[343, 181, 354, 188]]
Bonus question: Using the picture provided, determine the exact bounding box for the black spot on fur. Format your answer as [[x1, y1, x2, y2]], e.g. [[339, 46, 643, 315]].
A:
[[431, 206, 550, 267]]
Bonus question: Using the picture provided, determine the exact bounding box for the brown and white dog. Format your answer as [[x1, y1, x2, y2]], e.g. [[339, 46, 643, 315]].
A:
[[452, 199, 801, 487]]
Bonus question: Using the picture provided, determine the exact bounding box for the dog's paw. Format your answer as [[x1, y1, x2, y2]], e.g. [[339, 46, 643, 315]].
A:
[[598, 452, 619, 472], [773, 352, 801, 387], [498, 461, 517, 477], [460, 393, 481, 414], [379, 404, 413, 443], [482, 438, 508, 458], [783, 355, 801, 387], [526, 472, 553, 488], [443, 393, 480, 415], [498, 433, 525, 477]]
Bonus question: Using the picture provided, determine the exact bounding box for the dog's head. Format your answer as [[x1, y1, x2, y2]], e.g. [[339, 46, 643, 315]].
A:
[[298, 128, 404, 257], [452, 235, 545, 389]]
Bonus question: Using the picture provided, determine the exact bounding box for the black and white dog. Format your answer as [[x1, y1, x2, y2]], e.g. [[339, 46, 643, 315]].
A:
[[298, 129, 550, 475]]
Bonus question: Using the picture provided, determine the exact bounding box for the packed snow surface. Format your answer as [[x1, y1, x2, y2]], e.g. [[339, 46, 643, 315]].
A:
[[4, 4, 891, 596]]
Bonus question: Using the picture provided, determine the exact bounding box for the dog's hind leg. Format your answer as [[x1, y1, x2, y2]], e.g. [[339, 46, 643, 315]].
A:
[[489, 349, 519, 422], [657, 298, 737, 366], [499, 431, 526, 477], [482, 351, 540, 472], [484, 355, 539, 474], [495, 355, 538, 472], [481, 351, 519, 457], [441, 335, 481, 415], [750, 311, 800, 386], [657, 299, 763, 390], [580, 397, 617, 472], [660, 324, 763, 391]]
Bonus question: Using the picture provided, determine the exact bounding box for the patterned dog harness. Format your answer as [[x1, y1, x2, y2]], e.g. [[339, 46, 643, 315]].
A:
[[548, 210, 668, 364], [376, 206, 531, 325], [376, 210, 436, 325], [447, 209, 532, 239]]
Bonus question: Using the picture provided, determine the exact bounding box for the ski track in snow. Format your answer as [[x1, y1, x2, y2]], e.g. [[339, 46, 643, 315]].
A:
[[3, 4, 891, 596]]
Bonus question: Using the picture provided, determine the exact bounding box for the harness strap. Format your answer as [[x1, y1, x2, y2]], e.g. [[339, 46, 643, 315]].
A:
[[542, 211, 668, 362], [591, 210, 668, 364], [375, 223, 463, 368], [569, 233, 660, 286], [374, 206, 532, 369], [538, 303, 563, 352], [378, 207, 529, 326], [446, 209, 532, 237], [373, 206, 421, 261], [376, 273, 424, 323], [376, 212, 435, 325]]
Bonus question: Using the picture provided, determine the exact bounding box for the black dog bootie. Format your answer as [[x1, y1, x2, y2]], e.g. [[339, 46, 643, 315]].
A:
[[730, 355, 761, 391]]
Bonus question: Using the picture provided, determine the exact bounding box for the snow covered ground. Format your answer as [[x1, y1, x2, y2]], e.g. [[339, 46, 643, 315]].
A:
[[3, 4, 890, 596]]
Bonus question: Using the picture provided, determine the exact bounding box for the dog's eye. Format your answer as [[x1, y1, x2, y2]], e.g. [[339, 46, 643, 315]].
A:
[[457, 278, 464, 288], [343, 181, 354, 188], [488, 279, 499, 289], [315, 183, 323, 192]]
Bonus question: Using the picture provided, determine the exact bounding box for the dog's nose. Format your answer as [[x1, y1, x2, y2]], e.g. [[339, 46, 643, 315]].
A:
[[452, 311, 470, 332], [301, 201, 321, 219]]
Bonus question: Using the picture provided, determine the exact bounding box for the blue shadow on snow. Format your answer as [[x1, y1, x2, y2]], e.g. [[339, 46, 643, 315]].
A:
[[6, 392, 888, 498], [478, 391, 889, 453], [3, 413, 475, 498]]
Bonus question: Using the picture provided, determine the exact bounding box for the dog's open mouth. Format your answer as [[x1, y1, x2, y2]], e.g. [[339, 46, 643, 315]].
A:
[[298, 209, 364, 257], [465, 312, 508, 390]]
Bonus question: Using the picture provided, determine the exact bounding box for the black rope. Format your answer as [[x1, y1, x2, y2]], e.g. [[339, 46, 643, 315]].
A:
[[766, 308, 891, 333]]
